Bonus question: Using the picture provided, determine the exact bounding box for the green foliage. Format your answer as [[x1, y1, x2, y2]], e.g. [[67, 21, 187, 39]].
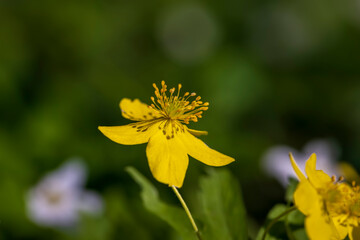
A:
[[126, 167, 197, 240], [127, 167, 248, 240], [285, 178, 299, 204], [255, 181, 307, 240], [198, 168, 247, 240]]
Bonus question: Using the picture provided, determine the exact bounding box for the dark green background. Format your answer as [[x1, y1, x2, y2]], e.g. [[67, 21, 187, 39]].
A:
[[1, 0, 360, 239]]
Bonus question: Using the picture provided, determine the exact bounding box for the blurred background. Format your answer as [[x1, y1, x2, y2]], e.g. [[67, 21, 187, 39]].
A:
[[1, 0, 360, 239]]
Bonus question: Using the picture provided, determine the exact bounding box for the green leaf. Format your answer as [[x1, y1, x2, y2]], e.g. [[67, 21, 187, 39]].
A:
[[267, 204, 288, 220], [287, 209, 305, 226], [255, 227, 282, 240], [285, 178, 299, 203], [293, 229, 309, 240], [255, 204, 299, 240], [198, 168, 247, 240], [126, 167, 197, 240]]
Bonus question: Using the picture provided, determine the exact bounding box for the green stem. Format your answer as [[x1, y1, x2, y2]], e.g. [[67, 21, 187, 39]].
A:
[[171, 185, 202, 240], [285, 215, 296, 240], [284, 201, 296, 240], [262, 206, 297, 240]]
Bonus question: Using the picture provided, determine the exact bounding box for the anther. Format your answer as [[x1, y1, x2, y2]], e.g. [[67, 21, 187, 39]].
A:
[[338, 176, 344, 182], [191, 92, 196, 96], [196, 96, 201, 101], [331, 176, 336, 182]]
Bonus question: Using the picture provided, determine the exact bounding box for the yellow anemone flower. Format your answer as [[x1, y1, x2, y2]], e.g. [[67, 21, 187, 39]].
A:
[[98, 81, 234, 188], [290, 153, 349, 240]]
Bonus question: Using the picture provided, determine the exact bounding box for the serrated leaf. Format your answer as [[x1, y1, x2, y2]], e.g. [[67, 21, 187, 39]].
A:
[[126, 167, 197, 240], [198, 168, 247, 240]]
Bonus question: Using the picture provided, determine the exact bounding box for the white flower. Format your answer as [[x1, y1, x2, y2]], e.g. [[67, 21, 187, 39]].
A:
[[261, 139, 340, 186], [26, 158, 103, 228]]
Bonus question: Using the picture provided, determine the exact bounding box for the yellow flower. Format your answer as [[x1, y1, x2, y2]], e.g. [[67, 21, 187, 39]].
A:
[[98, 81, 234, 187], [290, 153, 360, 240]]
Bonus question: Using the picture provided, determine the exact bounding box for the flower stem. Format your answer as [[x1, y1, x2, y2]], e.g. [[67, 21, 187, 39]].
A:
[[262, 206, 297, 240], [171, 185, 202, 240]]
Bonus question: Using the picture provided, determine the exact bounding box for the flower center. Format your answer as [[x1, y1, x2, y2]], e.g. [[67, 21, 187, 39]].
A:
[[150, 81, 209, 124], [43, 189, 63, 205], [327, 181, 360, 227], [347, 182, 360, 218]]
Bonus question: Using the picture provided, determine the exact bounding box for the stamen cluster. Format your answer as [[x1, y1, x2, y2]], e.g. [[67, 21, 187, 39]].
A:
[[149, 81, 209, 124], [321, 178, 360, 227]]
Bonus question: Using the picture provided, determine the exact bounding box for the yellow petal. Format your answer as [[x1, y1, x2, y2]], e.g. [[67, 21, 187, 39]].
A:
[[332, 216, 348, 239], [120, 98, 161, 121], [294, 180, 320, 215], [305, 153, 332, 188], [305, 210, 341, 240], [187, 128, 208, 137], [305, 153, 317, 171], [179, 129, 234, 166], [98, 121, 161, 145], [146, 129, 189, 188], [290, 153, 307, 182], [349, 226, 360, 240]]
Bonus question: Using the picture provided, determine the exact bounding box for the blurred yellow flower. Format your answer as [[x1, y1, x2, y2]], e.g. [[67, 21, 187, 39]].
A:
[[290, 153, 360, 240], [99, 81, 234, 187]]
